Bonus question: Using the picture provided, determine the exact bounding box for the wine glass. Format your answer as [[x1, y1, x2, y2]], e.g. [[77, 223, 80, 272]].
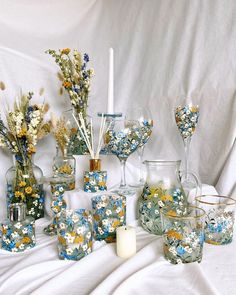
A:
[[174, 96, 200, 189], [105, 119, 142, 195], [125, 107, 153, 187]]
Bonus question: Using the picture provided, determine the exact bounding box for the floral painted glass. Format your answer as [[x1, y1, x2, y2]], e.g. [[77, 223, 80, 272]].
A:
[[92, 194, 126, 243], [1, 203, 36, 252], [196, 195, 236, 245], [160, 206, 205, 264], [57, 209, 93, 260]]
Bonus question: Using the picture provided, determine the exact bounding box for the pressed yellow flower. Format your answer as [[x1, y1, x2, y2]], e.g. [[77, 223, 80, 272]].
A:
[[61, 48, 71, 55], [166, 230, 183, 240], [112, 220, 120, 227], [63, 81, 72, 89], [58, 236, 66, 245], [206, 240, 221, 245], [190, 106, 199, 113], [118, 211, 124, 217], [22, 237, 31, 244], [161, 195, 173, 202], [58, 164, 72, 174], [15, 191, 23, 198], [167, 210, 177, 217], [71, 127, 77, 134], [69, 182, 75, 190], [74, 236, 84, 243], [17, 127, 27, 138], [25, 186, 33, 194], [98, 181, 105, 186], [28, 145, 36, 154], [19, 181, 26, 187]]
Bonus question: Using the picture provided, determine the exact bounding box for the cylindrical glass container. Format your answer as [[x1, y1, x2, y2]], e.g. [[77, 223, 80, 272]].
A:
[[84, 159, 107, 193], [92, 194, 126, 242], [1, 203, 36, 252], [6, 155, 45, 220], [57, 209, 93, 260], [196, 195, 236, 245], [160, 205, 205, 264], [53, 147, 76, 191]]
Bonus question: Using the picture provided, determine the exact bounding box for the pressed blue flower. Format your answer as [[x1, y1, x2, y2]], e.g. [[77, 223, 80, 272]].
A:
[[84, 53, 89, 62]]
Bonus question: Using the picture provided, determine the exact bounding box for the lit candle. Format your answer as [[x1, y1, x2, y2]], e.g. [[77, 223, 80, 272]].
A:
[[107, 47, 114, 114], [116, 226, 136, 258]]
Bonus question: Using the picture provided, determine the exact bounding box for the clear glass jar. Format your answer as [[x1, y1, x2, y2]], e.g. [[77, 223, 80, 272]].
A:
[[53, 147, 76, 191], [138, 160, 200, 235], [5, 155, 45, 220]]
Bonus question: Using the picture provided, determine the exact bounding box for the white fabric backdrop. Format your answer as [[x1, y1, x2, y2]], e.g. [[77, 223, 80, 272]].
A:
[[0, 0, 236, 294]]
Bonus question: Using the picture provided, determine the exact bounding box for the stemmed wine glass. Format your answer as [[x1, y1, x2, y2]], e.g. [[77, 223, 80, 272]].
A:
[[105, 119, 142, 195], [174, 96, 200, 188], [125, 107, 153, 187]]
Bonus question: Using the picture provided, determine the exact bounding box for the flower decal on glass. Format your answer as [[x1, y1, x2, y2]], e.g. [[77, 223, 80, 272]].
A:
[[84, 171, 107, 193]]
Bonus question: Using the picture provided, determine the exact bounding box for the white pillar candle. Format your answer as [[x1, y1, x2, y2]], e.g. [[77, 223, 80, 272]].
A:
[[107, 47, 114, 114], [116, 226, 136, 258]]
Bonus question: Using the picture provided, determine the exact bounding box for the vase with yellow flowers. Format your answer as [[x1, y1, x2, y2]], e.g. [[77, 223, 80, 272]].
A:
[[1, 92, 50, 219], [51, 114, 76, 191], [46, 48, 94, 155]]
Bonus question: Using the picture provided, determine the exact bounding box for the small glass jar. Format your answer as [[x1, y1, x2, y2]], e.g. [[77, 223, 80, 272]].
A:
[[53, 147, 76, 191], [57, 209, 93, 260], [6, 155, 45, 220], [83, 159, 107, 193], [1, 203, 36, 252]]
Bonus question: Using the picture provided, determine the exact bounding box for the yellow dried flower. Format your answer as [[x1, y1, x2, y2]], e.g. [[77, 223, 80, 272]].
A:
[[15, 191, 24, 198], [19, 181, 26, 187], [25, 186, 33, 194], [63, 81, 72, 89], [61, 48, 71, 55]]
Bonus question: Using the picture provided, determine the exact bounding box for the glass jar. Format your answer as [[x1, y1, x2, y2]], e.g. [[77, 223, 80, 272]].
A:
[[53, 147, 76, 191], [6, 155, 45, 220], [138, 160, 200, 235]]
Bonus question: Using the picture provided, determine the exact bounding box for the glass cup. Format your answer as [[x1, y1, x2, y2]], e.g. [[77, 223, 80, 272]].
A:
[[57, 209, 93, 260], [160, 205, 205, 264], [91, 194, 126, 242], [196, 195, 236, 245]]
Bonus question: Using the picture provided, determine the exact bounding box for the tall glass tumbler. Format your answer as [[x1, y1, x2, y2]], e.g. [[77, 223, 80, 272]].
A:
[[160, 206, 205, 264], [196, 195, 236, 245]]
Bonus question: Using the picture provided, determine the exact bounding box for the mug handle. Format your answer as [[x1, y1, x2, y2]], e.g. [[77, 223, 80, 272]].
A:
[[179, 170, 202, 204]]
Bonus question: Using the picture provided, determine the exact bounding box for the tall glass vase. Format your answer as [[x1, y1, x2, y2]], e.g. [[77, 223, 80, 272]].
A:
[[6, 155, 45, 220]]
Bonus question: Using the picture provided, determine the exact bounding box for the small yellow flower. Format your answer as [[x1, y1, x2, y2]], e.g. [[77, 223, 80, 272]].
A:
[[74, 236, 84, 243], [17, 127, 27, 138], [28, 145, 36, 155], [63, 81, 72, 89], [21, 237, 31, 244], [166, 230, 183, 240], [61, 48, 71, 55], [15, 191, 23, 198], [161, 195, 173, 202], [58, 236, 66, 245], [25, 186, 33, 194], [167, 210, 177, 217], [19, 181, 26, 187]]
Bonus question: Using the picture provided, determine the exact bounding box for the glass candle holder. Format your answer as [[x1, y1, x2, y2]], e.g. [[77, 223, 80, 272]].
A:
[[160, 206, 205, 264], [83, 159, 107, 193], [1, 203, 36, 252], [57, 209, 93, 260], [196, 195, 236, 245], [92, 194, 126, 242]]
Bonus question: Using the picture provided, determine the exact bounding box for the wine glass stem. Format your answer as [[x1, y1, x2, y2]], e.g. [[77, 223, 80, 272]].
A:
[[119, 158, 127, 187], [137, 146, 145, 183], [183, 137, 191, 177]]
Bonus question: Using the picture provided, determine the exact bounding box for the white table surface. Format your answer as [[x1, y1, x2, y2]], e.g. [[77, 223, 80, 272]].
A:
[[1, 184, 236, 295]]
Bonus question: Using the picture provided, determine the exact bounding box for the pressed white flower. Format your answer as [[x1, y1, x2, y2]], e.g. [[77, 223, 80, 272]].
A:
[[82, 244, 88, 251], [59, 223, 66, 229], [109, 227, 115, 233], [106, 209, 112, 216], [19, 244, 25, 250], [147, 202, 152, 209], [86, 232, 91, 239], [66, 248, 73, 255], [14, 222, 22, 229], [22, 228, 28, 234], [67, 236, 75, 243], [77, 227, 85, 234], [102, 219, 108, 225]]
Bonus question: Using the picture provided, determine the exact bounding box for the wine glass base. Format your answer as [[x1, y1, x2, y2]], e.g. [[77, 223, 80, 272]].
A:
[[111, 185, 137, 196]]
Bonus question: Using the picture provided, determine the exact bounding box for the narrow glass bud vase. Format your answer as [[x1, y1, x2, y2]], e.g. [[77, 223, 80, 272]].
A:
[[1, 203, 36, 252], [83, 159, 107, 193], [53, 147, 76, 191]]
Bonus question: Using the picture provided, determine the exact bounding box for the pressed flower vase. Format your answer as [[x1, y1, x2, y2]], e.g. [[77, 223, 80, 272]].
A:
[[160, 206, 205, 264], [6, 155, 45, 220], [1, 203, 36, 252], [83, 159, 107, 193], [57, 209, 93, 261], [53, 147, 76, 191], [92, 194, 126, 243]]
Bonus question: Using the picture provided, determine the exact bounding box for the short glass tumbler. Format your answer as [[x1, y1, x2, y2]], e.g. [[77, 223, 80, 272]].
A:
[[160, 206, 205, 264], [57, 209, 93, 260], [92, 194, 126, 243], [196, 195, 236, 245]]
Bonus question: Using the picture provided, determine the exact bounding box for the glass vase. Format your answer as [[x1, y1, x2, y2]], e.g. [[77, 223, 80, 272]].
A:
[[6, 155, 45, 220], [53, 147, 76, 191]]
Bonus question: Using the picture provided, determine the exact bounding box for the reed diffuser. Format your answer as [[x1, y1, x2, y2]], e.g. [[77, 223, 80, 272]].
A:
[[73, 113, 108, 193]]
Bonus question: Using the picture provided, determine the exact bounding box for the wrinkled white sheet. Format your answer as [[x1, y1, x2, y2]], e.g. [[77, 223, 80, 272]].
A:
[[0, 0, 236, 293], [2, 185, 236, 295]]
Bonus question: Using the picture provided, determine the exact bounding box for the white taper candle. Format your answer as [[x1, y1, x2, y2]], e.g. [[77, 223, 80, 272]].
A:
[[116, 226, 136, 258], [107, 47, 114, 114]]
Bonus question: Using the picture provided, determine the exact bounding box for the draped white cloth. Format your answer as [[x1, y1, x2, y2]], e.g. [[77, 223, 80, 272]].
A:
[[0, 0, 236, 294]]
